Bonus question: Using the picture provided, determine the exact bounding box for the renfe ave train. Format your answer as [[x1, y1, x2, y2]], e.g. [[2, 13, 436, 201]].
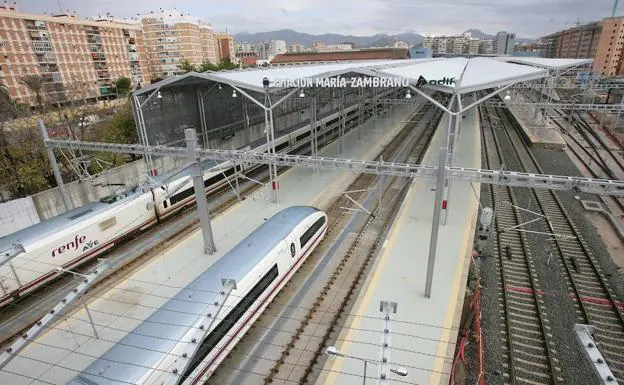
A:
[[70, 206, 328, 385], [0, 89, 397, 306]]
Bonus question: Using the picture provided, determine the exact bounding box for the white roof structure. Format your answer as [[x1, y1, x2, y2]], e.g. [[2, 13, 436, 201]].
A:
[[134, 56, 586, 97], [375, 57, 549, 94], [493, 57, 593, 70]]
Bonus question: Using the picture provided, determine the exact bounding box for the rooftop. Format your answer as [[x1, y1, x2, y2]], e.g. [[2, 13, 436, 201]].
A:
[[271, 48, 410, 64], [134, 56, 591, 96]]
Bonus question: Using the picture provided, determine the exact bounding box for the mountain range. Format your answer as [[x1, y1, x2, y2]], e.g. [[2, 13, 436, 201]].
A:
[[232, 29, 536, 49]]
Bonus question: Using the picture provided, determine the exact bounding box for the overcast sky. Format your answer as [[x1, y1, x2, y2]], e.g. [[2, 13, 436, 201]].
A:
[[11, 0, 620, 38]]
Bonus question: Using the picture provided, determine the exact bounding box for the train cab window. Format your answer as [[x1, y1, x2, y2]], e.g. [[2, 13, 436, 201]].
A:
[[299, 216, 326, 249]]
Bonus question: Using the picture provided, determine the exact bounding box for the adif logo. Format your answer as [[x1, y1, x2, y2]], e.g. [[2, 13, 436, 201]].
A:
[[415, 76, 456, 88]]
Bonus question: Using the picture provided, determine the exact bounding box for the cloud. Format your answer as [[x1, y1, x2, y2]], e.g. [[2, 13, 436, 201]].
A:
[[13, 0, 621, 38]]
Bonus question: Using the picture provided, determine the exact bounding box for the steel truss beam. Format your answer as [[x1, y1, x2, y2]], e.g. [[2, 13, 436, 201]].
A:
[[512, 83, 624, 90], [45, 139, 624, 196], [483, 101, 623, 112]]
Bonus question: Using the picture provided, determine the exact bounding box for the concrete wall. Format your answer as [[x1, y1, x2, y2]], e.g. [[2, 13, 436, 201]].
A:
[[31, 155, 187, 220], [0, 197, 40, 238]]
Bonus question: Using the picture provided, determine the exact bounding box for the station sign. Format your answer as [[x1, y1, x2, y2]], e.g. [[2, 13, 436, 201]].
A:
[[271, 75, 455, 88]]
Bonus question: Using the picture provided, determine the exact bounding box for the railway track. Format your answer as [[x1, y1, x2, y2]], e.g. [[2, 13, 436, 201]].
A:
[[261, 100, 445, 385], [490, 103, 624, 382], [0, 105, 374, 347], [480, 107, 562, 385], [549, 110, 624, 222], [205, 96, 446, 385]]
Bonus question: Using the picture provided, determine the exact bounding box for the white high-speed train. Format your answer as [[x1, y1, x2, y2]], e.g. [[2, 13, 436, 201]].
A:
[[0, 90, 396, 307], [70, 206, 328, 385]]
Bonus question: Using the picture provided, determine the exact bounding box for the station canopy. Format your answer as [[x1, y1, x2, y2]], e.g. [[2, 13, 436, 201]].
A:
[[135, 56, 593, 97]]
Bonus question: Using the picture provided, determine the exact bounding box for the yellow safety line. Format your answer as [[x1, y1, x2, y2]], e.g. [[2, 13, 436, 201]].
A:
[[324, 179, 420, 384], [429, 106, 480, 384]]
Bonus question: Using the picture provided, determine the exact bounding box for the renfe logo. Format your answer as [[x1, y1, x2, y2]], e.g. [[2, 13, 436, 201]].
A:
[[51, 235, 99, 257], [416, 75, 456, 88]]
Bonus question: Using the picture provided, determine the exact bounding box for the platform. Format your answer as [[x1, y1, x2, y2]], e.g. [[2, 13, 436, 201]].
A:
[[0, 99, 426, 385], [506, 97, 565, 150], [315, 95, 481, 385]]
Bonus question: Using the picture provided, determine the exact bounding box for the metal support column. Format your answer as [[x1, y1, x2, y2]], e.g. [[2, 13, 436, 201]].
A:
[[39, 119, 71, 211], [358, 87, 364, 140], [373, 88, 378, 130], [0, 260, 111, 371], [185, 129, 216, 254], [339, 88, 345, 154], [378, 301, 397, 385], [133, 94, 155, 176], [425, 147, 448, 298], [268, 108, 279, 203], [197, 88, 208, 147]]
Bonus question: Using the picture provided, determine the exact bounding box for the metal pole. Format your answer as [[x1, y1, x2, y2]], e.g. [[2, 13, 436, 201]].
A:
[[358, 87, 364, 140], [83, 302, 98, 339], [363, 360, 367, 385], [185, 129, 216, 254], [340, 88, 345, 154], [269, 108, 279, 203], [39, 119, 71, 211], [425, 147, 448, 298]]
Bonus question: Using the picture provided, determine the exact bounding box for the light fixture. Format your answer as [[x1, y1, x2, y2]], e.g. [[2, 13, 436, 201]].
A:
[[325, 346, 344, 357], [299, 89, 305, 98], [390, 367, 409, 377], [218, 83, 222, 90], [157, 91, 162, 99], [503, 90, 511, 101], [232, 89, 237, 98], [405, 90, 412, 99]]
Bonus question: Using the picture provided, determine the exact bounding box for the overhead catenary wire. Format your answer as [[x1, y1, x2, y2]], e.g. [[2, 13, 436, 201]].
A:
[[2, 259, 459, 332], [0, 314, 438, 385]]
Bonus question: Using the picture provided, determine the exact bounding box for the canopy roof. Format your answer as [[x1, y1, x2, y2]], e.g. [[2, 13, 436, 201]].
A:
[[135, 56, 582, 97], [492, 57, 593, 70]]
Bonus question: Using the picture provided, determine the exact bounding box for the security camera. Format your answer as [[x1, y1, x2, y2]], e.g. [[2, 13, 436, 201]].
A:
[[262, 77, 270, 88]]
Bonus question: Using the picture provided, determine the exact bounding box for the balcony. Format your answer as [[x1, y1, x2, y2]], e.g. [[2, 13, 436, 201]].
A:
[[89, 44, 103, 53], [32, 41, 53, 53], [91, 53, 106, 61], [36, 52, 56, 63], [85, 27, 100, 35], [127, 44, 137, 52], [88, 36, 102, 44], [38, 64, 59, 73], [127, 37, 136, 44], [128, 53, 140, 61], [42, 72, 62, 83], [25, 20, 46, 30]]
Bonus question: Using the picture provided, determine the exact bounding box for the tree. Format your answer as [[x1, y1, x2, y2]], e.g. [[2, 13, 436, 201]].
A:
[[21, 74, 46, 110], [115, 76, 131, 96], [178, 59, 197, 73], [217, 58, 238, 70], [198, 60, 218, 72]]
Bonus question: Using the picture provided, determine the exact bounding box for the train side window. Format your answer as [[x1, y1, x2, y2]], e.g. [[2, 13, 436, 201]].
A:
[[99, 217, 117, 231], [290, 243, 296, 257], [163, 200, 168, 209], [180, 264, 279, 382], [299, 216, 326, 249]]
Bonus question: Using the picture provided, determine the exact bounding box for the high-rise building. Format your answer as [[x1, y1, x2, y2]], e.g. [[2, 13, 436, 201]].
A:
[[288, 42, 305, 53], [479, 40, 494, 54], [494, 31, 516, 55], [0, 5, 149, 105], [215, 32, 235, 62], [542, 17, 624, 76], [140, 10, 217, 79]]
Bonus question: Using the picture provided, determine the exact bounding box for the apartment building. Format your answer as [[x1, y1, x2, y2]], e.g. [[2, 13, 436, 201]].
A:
[[141, 10, 217, 79], [542, 17, 624, 76], [479, 40, 494, 54], [493, 31, 516, 54], [0, 5, 149, 105], [423, 35, 480, 55], [288, 43, 305, 53]]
